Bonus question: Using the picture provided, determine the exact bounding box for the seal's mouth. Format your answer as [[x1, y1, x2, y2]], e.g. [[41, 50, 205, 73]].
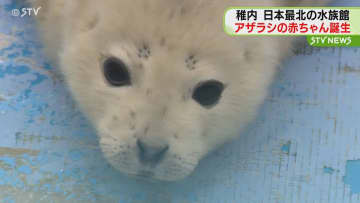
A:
[[126, 170, 160, 182], [137, 170, 155, 178]]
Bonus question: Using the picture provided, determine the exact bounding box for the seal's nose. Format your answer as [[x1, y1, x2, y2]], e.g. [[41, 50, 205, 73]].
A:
[[136, 139, 169, 164]]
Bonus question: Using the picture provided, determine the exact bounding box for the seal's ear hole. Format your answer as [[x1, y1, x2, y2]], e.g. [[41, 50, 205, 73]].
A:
[[192, 80, 225, 108], [103, 57, 131, 86]]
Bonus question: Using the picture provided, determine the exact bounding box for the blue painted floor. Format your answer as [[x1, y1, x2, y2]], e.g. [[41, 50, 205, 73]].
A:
[[1, 0, 360, 202]]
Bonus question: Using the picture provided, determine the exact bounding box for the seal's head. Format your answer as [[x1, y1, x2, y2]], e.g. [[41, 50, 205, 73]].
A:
[[54, 0, 326, 181]]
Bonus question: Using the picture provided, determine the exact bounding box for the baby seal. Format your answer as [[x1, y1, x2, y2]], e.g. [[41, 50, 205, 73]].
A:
[[30, 0, 329, 181]]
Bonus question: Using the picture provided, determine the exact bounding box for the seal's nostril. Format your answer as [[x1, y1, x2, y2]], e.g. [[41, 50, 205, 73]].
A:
[[136, 139, 169, 164], [136, 139, 146, 154]]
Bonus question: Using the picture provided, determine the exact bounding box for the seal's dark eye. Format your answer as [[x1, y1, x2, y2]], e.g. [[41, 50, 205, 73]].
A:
[[192, 80, 225, 108], [103, 57, 131, 86]]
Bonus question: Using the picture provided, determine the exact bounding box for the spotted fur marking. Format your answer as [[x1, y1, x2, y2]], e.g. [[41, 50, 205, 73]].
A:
[[185, 55, 197, 70]]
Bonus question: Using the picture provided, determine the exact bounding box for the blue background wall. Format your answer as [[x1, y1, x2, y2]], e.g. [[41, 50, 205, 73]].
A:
[[0, 0, 360, 202]]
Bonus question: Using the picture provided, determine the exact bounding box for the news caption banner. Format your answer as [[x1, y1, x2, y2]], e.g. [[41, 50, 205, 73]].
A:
[[224, 7, 360, 47]]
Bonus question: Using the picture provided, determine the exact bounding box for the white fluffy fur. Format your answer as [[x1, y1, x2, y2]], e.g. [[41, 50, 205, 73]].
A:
[[31, 0, 329, 181]]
